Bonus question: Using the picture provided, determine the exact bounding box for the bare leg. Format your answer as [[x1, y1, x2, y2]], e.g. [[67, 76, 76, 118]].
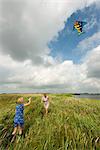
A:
[[12, 127, 17, 135], [18, 126, 23, 135], [45, 108, 48, 115]]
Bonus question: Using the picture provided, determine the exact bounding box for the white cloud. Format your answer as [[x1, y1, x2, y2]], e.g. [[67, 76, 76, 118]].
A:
[[0, 45, 100, 93], [77, 31, 100, 54], [0, 51, 79, 91], [84, 45, 100, 79], [77, 45, 100, 93]]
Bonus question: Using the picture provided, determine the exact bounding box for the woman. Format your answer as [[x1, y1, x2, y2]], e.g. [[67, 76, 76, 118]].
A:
[[42, 93, 49, 115]]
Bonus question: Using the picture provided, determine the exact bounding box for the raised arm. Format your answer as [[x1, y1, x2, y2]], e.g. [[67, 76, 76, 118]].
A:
[[24, 97, 31, 106]]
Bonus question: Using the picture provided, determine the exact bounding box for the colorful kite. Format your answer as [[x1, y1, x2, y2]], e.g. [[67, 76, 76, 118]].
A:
[[73, 21, 87, 35]]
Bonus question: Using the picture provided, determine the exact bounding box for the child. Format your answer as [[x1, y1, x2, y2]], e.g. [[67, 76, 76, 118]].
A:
[[42, 94, 49, 115], [12, 97, 31, 135]]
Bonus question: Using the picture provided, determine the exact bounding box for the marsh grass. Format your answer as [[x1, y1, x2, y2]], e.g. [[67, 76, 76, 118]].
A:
[[0, 94, 100, 150]]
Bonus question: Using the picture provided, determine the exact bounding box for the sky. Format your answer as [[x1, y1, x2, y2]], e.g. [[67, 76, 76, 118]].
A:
[[0, 0, 100, 93]]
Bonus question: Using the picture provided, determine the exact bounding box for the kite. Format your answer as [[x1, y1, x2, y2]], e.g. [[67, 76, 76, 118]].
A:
[[73, 21, 87, 35]]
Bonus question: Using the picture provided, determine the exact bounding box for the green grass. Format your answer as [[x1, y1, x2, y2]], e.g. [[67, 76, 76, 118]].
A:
[[0, 94, 100, 150]]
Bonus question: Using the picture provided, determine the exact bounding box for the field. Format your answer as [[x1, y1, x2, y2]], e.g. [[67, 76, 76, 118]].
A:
[[0, 94, 100, 150]]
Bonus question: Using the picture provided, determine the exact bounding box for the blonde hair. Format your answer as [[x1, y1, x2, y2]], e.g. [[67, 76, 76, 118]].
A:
[[16, 97, 23, 104]]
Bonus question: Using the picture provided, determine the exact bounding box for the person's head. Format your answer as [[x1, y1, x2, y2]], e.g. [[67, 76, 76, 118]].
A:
[[16, 97, 24, 104], [43, 93, 47, 97]]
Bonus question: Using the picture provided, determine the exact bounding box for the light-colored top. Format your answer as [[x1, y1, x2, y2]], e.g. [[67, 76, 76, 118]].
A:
[[42, 96, 49, 102]]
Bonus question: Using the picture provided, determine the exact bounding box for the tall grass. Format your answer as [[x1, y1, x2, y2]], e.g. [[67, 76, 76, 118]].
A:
[[0, 94, 100, 150]]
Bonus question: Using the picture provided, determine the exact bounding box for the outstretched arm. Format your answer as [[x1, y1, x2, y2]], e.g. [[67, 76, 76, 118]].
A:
[[24, 97, 31, 106]]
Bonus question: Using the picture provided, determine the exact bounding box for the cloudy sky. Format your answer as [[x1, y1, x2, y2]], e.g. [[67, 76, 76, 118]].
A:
[[0, 0, 100, 93]]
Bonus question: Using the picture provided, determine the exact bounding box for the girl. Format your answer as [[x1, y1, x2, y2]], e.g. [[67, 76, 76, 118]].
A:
[[42, 94, 49, 115], [12, 97, 31, 135]]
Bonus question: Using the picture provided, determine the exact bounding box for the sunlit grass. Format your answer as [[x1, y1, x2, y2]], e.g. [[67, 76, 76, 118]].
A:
[[0, 94, 100, 150]]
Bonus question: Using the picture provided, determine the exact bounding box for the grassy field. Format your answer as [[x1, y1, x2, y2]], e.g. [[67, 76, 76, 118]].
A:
[[0, 94, 100, 150]]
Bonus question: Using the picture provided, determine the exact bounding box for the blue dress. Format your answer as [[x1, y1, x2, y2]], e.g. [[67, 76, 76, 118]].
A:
[[14, 104, 24, 127]]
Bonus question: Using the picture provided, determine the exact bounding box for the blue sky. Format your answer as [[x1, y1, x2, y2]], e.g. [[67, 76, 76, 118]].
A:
[[49, 3, 100, 64]]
